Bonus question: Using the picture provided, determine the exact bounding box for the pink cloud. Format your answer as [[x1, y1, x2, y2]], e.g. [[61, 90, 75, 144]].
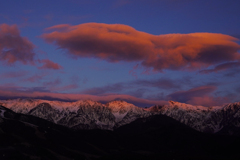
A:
[[42, 23, 240, 71], [0, 24, 35, 65], [167, 86, 217, 103], [81, 77, 182, 97], [134, 78, 181, 90], [186, 96, 229, 107], [43, 78, 62, 86], [0, 84, 232, 107], [0, 88, 168, 106], [129, 64, 139, 78], [25, 73, 47, 83], [167, 85, 231, 106], [38, 59, 63, 70], [0, 71, 28, 78]]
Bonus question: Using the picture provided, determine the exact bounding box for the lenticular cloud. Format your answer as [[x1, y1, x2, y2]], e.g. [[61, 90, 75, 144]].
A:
[[42, 23, 240, 71]]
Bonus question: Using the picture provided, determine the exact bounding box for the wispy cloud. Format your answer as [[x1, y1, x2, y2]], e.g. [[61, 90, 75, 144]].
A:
[[38, 59, 63, 70], [43, 78, 62, 86], [24, 73, 47, 83], [82, 83, 126, 95], [0, 86, 167, 106], [50, 84, 79, 92], [112, 0, 131, 8], [0, 71, 28, 79], [200, 61, 240, 74], [81, 77, 189, 98]]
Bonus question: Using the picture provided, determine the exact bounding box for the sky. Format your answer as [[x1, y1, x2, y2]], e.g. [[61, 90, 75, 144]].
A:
[[0, 0, 240, 107]]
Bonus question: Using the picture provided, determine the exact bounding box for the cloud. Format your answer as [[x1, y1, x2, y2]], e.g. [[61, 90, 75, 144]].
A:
[[232, 34, 240, 39], [0, 24, 35, 65], [25, 73, 47, 83], [167, 86, 216, 103], [82, 77, 184, 97], [0, 86, 167, 107], [127, 88, 150, 98], [112, 0, 131, 8], [45, 24, 71, 32], [200, 61, 240, 74], [0, 71, 28, 79], [186, 96, 229, 107], [42, 23, 240, 71], [134, 78, 181, 90], [0, 85, 49, 93], [50, 84, 78, 92], [38, 59, 63, 70], [82, 83, 126, 95], [43, 78, 62, 86], [0, 84, 232, 107], [166, 85, 230, 106]]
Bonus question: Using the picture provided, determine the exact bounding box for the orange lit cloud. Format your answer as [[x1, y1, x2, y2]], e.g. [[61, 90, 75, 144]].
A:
[[42, 23, 240, 71], [0, 24, 35, 65], [38, 59, 63, 70]]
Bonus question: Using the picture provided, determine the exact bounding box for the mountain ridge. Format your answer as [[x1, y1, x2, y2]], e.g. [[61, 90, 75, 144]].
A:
[[1, 98, 240, 135]]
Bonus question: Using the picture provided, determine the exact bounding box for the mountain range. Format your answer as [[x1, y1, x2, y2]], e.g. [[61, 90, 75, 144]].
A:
[[1, 98, 240, 135], [1, 98, 240, 159]]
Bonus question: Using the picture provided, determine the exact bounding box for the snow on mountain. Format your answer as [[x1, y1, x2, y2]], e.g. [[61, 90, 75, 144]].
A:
[[106, 100, 151, 128], [106, 101, 148, 120], [0, 99, 149, 130], [0, 106, 6, 122], [149, 101, 220, 133], [148, 101, 240, 133], [1, 98, 240, 134]]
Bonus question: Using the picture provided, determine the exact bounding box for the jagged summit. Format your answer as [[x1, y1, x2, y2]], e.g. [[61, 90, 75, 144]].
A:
[[106, 100, 137, 111], [168, 100, 218, 110]]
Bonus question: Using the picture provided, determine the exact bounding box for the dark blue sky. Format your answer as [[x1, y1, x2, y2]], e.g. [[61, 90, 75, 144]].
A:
[[0, 0, 240, 107]]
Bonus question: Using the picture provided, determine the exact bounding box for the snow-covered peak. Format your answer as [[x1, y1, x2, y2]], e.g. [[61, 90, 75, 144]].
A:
[[2, 98, 240, 134], [81, 99, 103, 106], [168, 101, 210, 111], [106, 100, 137, 112], [222, 102, 240, 111], [145, 105, 165, 112], [0, 98, 108, 114], [0, 98, 41, 113]]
